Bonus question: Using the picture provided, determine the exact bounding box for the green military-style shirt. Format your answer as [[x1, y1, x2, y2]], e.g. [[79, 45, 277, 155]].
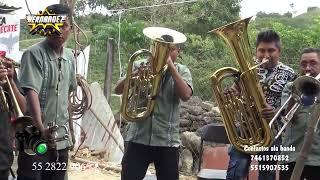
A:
[[280, 82, 320, 166], [19, 40, 77, 150], [125, 59, 193, 147]]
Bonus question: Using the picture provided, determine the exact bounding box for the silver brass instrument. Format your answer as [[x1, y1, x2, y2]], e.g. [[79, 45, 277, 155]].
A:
[[120, 27, 186, 122], [48, 122, 70, 143], [269, 73, 320, 139], [209, 17, 273, 153]]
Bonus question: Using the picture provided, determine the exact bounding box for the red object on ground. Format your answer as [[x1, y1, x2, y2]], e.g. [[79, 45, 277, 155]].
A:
[[0, 50, 6, 57], [201, 145, 259, 180]]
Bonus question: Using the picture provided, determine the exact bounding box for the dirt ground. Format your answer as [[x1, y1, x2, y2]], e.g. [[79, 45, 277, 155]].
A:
[[67, 149, 197, 180], [11, 151, 196, 180], [69, 169, 121, 180], [11, 160, 196, 180], [68, 170, 196, 180], [68, 161, 196, 180]]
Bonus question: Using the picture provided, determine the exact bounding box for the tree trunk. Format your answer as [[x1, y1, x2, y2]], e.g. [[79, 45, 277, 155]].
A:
[[60, 0, 76, 15]]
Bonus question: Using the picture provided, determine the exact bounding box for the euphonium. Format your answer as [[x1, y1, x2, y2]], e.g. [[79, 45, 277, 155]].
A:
[[209, 17, 273, 153], [121, 27, 186, 122], [0, 56, 32, 132], [269, 73, 320, 139]]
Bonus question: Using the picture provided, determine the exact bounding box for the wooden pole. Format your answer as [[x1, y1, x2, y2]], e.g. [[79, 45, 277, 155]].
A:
[[89, 108, 124, 153], [104, 38, 115, 103]]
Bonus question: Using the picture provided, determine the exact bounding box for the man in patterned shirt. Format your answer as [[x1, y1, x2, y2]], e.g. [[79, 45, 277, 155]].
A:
[[226, 30, 296, 180]]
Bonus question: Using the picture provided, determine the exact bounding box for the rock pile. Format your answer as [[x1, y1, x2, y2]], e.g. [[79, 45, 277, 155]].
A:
[[114, 96, 224, 175], [178, 96, 223, 174]]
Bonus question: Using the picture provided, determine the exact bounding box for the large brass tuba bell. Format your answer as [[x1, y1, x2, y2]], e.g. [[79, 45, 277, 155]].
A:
[[209, 17, 273, 153], [120, 27, 186, 122]]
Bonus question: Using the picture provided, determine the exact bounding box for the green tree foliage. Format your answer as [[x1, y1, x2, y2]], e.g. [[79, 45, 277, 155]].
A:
[[255, 7, 320, 29], [91, 19, 147, 54], [20, 1, 320, 103], [250, 11, 320, 70], [76, 0, 241, 35], [73, 0, 242, 101], [88, 19, 147, 85], [184, 33, 227, 61]]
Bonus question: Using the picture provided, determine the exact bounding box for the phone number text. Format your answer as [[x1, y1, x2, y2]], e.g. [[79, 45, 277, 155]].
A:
[[251, 155, 289, 162], [31, 162, 67, 171], [250, 164, 289, 171]]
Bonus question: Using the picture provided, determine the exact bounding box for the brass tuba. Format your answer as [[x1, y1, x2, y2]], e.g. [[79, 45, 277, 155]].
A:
[[120, 27, 186, 122], [209, 17, 273, 153], [0, 56, 33, 132]]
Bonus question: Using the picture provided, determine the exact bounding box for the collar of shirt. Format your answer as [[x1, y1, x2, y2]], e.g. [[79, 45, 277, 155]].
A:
[[40, 41, 69, 61], [255, 59, 282, 69]]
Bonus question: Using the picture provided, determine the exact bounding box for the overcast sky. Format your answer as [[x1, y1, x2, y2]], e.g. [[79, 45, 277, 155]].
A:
[[3, 0, 320, 19], [240, 0, 320, 17]]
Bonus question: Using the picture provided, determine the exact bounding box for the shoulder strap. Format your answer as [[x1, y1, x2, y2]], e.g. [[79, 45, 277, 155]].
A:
[[39, 59, 49, 113]]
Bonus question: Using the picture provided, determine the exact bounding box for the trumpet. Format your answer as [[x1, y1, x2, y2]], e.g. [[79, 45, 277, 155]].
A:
[[0, 55, 20, 68], [269, 73, 320, 139], [0, 54, 48, 155], [11, 60, 20, 68], [0, 56, 32, 132], [0, 57, 20, 112]]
